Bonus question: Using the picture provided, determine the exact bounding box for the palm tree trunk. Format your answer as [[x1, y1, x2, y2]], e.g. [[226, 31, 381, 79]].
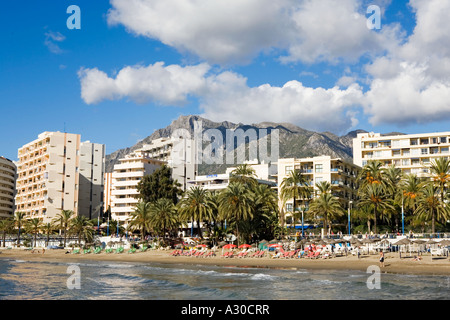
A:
[[34, 232, 37, 247], [432, 208, 435, 235], [373, 205, 378, 235], [197, 219, 202, 239]]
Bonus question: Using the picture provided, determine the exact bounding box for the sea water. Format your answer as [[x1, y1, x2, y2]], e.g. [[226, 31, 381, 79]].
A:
[[0, 258, 448, 300]]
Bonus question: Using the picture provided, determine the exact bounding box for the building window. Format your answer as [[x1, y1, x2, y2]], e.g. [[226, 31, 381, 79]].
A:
[[285, 166, 293, 174], [315, 164, 323, 173]]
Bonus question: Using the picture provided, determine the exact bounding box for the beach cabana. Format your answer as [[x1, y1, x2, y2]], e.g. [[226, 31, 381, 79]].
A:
[[393, 238, 411, 257]]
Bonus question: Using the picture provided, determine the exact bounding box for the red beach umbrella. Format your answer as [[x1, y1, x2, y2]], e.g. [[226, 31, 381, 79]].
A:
[[223, 244, 237, 249], [238, 244, 252, 248], [268, 244, 282, 248]]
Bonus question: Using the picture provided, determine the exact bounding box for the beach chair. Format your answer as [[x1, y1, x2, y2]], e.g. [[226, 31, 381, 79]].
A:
[[312, 250, 321, 259], [115, 247, 124, 254], [83, 248, 91, 254], [140, 246, 148, 252], [105, 248, 113, 254], [94, 247, 102, 254], [72, 249, 80, 254], [128, 248, 136, 254]]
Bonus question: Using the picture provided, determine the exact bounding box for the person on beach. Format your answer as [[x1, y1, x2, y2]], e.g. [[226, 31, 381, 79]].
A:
[[379, 252, 385, 267]]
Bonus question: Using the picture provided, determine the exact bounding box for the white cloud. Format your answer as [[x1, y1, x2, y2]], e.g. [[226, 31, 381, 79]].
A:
[[79, 62, 364, 132], [107, 0, 293, 65], [362, 0, 450, 126], [44, 31, 66, 54], [199, 75, 364, 133], [78, 62, 210, 105], [107, 0, 403, 65]]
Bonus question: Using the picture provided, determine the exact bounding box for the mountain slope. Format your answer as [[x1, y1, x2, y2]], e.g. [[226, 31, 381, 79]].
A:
[[105, 115, 368, 173]]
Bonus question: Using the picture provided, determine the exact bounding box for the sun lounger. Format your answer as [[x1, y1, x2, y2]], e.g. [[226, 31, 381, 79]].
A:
[[115, 247, 124, 254], [94, 247, 102, 254]]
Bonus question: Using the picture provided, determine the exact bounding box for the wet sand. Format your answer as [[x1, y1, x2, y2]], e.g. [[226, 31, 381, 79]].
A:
[[1, 248, 449, 276]]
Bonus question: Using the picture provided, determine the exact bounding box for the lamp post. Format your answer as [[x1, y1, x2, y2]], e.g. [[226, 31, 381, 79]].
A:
[[301, 206, 305, 238], [107, 216, 109, 236], [348, 200, 353, 236], [401, 195, 405, 236]]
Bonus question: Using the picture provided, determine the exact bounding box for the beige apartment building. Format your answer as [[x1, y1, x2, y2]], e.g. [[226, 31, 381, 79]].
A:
[[353, 131, 450, 177], [14, 132, 105, 223], [0, 156, 17, 219], [277, 156, 360, 218], [110, 149, 164, 225]]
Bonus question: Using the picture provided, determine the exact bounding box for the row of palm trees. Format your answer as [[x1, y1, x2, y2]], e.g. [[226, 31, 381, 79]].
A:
[[2, 158, 450, 248], [279, 158, 450, 235], [0, 210, 95, 248], [129, 164, 279, 245]]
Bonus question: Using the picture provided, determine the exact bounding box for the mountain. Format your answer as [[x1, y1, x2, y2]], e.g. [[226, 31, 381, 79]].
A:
[[104, 115, 368, 174]]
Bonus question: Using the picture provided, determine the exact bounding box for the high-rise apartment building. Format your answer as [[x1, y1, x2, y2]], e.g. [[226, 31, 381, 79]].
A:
[[78, 142, 105, 219], [14, 132, 105, 223], [277, 156, 360, 215], [110, 149, 164, 225], [353, 132, 450, 177], [0, 156, 17, 219], [139, 137, 197, 190]]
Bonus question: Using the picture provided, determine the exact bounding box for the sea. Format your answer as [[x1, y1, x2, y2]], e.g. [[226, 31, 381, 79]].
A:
[[0, 258, 448, 301]]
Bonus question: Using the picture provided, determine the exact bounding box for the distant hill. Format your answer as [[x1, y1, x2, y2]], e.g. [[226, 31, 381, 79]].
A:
[[105, 115, 369, 174]]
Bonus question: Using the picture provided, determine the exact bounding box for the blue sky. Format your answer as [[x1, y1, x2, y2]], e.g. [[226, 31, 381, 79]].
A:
[[1, 0, 450, 161]]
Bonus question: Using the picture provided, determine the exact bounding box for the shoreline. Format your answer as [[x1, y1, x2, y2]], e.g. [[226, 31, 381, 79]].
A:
[[1, 249, 449, 276]]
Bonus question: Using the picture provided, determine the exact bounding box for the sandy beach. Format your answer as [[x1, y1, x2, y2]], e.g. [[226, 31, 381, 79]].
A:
[[1, 248, 449, 276]]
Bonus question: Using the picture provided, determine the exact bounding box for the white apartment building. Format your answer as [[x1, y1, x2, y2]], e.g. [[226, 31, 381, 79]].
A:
[[0, 156, 16, 219], [187, 161, 277, 191], [110, 149, 164, 225], [14, 132, 105, 223], [139, 137, 197, 190], [353, 131, 450, 177], [277, 156, 360, 215]]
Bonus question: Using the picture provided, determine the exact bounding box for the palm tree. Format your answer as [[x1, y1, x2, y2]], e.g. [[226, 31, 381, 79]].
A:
[[382, 165, 403, 230], [358, 160, 384, 187], [280, 170, 312, 227], [429, 157, 450, 204], [70, 216, 94, 245], [178, 187, 211, 239], [129, 201, 153, 240], [358, 183, 394, 234], [149, 198, 179, 239], [25, 218, 42, 247], [14, 211, 26, 246], [308, 182, 344, 235], [247, 184, 278, 241], [400, 174, 422, 211], [414, 183, 450, 234], [53, 210, 74, 247], [0, 219, 14, 247], [230, 164, 257, 186], [219, 182, 253, 245], [41, 222, 55, 247]]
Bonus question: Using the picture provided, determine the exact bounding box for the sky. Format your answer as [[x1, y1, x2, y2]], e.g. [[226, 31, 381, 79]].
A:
[[1, 0, 450, 161]]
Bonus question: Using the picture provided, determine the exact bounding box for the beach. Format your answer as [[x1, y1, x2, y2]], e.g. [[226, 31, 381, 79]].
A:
[[1, 248, 448, 276]]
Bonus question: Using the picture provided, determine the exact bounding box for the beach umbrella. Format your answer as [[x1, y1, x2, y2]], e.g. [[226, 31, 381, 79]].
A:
[[412, 239, 426, 244], [268, 244, 282, 248], [223, 244, 237, 249], [238, 244, 252, 248], [196, 244, 207, 248], [425, 239, 437, 245], [394, 238, 411, 245], [438, 239, 450, 246]]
